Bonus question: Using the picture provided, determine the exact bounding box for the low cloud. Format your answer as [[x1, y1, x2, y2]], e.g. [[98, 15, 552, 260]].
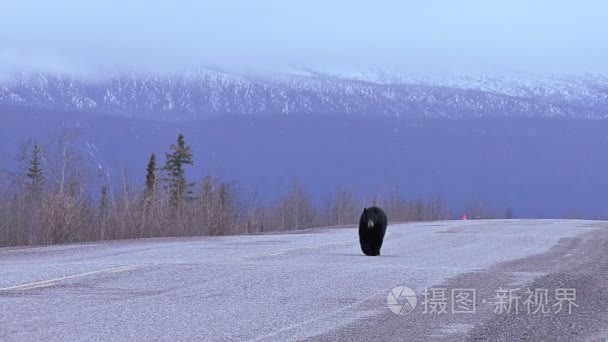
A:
[[1, 0, 607, 76]]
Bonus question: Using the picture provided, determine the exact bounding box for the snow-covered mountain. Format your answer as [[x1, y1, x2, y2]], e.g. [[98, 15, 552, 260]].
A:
[[1, 69, 608, 120]]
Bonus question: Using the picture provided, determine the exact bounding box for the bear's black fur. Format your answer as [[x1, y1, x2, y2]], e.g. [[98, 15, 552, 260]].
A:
[[358, 206, 388, 256]]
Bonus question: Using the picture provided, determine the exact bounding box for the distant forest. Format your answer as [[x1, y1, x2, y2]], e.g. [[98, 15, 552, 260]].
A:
[[0, 129, 456, 247]]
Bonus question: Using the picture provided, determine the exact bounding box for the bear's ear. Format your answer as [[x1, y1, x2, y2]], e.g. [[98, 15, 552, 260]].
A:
[[362, 208, 367, 213]]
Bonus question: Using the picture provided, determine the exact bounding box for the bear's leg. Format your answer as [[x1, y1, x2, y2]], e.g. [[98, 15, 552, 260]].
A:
[[367, 244, 379, 256], [370, 236, 379, 256], [361, 234, 375, 256], [360, 241, 372, 256], [372, 236, 382, 256]]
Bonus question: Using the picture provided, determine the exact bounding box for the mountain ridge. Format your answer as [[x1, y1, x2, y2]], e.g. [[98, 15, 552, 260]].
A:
[[1, 69, 607, 120]]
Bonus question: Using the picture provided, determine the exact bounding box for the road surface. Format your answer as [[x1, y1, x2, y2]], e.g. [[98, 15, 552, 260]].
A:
[[1, 219, 608, 341]]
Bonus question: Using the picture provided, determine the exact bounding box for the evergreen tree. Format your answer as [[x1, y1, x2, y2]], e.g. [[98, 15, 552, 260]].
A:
[[163, 133, 194, 209], [219, 183, 229, 208], [26, 142, 44, 198], [144, 153, 157, 201], [99, 185, 109, 240]]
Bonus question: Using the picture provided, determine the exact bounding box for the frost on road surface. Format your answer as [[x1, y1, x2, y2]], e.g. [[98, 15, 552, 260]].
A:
[[0, 219, 607, 341]]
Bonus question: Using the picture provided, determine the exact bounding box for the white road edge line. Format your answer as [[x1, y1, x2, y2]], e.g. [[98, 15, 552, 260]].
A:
[[248, 288, 389, 342], [0, 265, 137, 291], [18, 283, 57, 291]]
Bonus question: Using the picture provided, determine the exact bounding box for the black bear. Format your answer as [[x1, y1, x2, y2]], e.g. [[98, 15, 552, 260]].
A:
[[358, 206, 388, 256]]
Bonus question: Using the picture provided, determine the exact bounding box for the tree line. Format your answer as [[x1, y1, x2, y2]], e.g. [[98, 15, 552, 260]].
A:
[[0, 129, 449, 247]]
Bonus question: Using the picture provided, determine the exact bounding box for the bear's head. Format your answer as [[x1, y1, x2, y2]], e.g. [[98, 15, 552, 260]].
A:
[[363, 208, 376, 229]]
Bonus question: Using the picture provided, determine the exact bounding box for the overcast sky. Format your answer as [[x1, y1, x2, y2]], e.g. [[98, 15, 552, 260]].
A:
[[0, 0, 606, 75]]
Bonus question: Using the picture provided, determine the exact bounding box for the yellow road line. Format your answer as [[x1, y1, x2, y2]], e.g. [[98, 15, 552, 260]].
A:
[[241, 232, 394, 259], [108, 266, 137, 273], [436, 225, 456, 233], [0, 265, 137, 291], [243, 238, 359, 259]]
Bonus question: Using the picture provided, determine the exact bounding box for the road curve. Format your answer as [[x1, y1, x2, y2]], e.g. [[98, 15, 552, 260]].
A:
[[1, 219, 607, 341]]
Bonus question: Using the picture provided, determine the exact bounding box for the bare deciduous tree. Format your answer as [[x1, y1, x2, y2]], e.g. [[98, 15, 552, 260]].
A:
[[0, 129, 457, 248]]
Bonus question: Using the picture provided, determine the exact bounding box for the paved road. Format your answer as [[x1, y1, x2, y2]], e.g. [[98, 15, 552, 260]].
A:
[[1, 219, 607, 341]]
